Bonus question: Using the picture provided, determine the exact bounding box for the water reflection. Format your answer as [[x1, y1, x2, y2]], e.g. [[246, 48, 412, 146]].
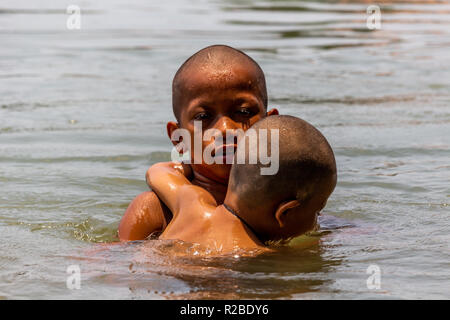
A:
[[79, 235, 344, 299], [1, 0, 449, 299]]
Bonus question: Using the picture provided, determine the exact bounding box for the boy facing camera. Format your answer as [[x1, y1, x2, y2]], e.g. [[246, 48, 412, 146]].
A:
[[118, 45, 279, 240], [147, 115, 337, 254]]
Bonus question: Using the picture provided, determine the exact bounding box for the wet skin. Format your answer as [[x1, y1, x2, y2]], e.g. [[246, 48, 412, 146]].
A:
[[118, 64, 278, 241]]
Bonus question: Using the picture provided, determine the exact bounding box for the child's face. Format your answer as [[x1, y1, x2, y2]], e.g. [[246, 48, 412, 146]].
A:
[[168, 64, 278, 184]]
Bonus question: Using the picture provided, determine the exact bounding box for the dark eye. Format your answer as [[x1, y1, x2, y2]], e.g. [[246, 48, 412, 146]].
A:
[[236, 108, 252, 117], [193, 112, 211, 121]]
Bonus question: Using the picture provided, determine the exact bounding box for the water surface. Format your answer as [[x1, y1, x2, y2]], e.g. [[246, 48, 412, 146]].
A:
[[0, 0, 449, 299]]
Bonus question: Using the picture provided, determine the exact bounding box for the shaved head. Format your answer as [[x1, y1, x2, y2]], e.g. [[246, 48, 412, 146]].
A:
[[172, 45, 268, 121], [229, 115, 337, 211]]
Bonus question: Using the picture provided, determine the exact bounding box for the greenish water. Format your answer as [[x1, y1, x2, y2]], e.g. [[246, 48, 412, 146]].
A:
[[0, 0, 449, 299]]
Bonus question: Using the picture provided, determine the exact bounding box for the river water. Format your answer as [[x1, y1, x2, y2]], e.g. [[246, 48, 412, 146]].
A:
[[0, 0, 449, 299]]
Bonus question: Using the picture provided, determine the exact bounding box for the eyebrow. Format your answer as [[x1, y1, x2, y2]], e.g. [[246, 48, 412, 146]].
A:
[[233, 96, 260, 106], [185, 97, 210, 112], [184, 92, 263, 115]]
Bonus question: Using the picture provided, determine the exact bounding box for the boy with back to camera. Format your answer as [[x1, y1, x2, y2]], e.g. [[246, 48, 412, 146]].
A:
[[146, 115, 337, 254]]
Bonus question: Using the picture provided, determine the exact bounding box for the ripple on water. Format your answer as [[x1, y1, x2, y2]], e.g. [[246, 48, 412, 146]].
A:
[[0, 0, 449, 299]]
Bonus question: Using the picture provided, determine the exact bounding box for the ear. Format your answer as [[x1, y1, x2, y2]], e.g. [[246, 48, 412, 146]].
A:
[[274, 200, 300, 228], [266, 108, 279, 116], [167, 121, 180, 147]]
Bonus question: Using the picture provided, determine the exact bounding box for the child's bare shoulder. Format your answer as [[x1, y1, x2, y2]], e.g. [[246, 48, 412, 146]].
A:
[[180, 184, 217, 208]]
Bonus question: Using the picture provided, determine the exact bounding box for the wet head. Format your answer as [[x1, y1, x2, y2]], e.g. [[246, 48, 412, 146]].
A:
[[224, 115, 337, 243], [168, 45, 278, 185]]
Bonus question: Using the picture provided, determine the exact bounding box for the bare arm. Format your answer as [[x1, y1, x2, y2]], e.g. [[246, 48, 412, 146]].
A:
[[118, 163, 192, 241], [118, 191, 172, 241], [146, 162, 195, 215]]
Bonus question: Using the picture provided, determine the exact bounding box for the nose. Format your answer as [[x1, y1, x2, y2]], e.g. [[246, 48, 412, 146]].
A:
[[214, 116, 239, 134], [212, 116, 240, 145]]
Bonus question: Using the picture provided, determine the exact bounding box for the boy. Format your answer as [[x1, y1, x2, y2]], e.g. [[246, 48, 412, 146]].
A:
[[118, 45, 278, 240], [146, 115, 337, 253]]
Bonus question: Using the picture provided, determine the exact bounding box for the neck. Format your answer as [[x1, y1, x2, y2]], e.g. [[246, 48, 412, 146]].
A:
[[191, 171, 228, 204], [223, 192, 272, 244], [216, 205, 264, 248]]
